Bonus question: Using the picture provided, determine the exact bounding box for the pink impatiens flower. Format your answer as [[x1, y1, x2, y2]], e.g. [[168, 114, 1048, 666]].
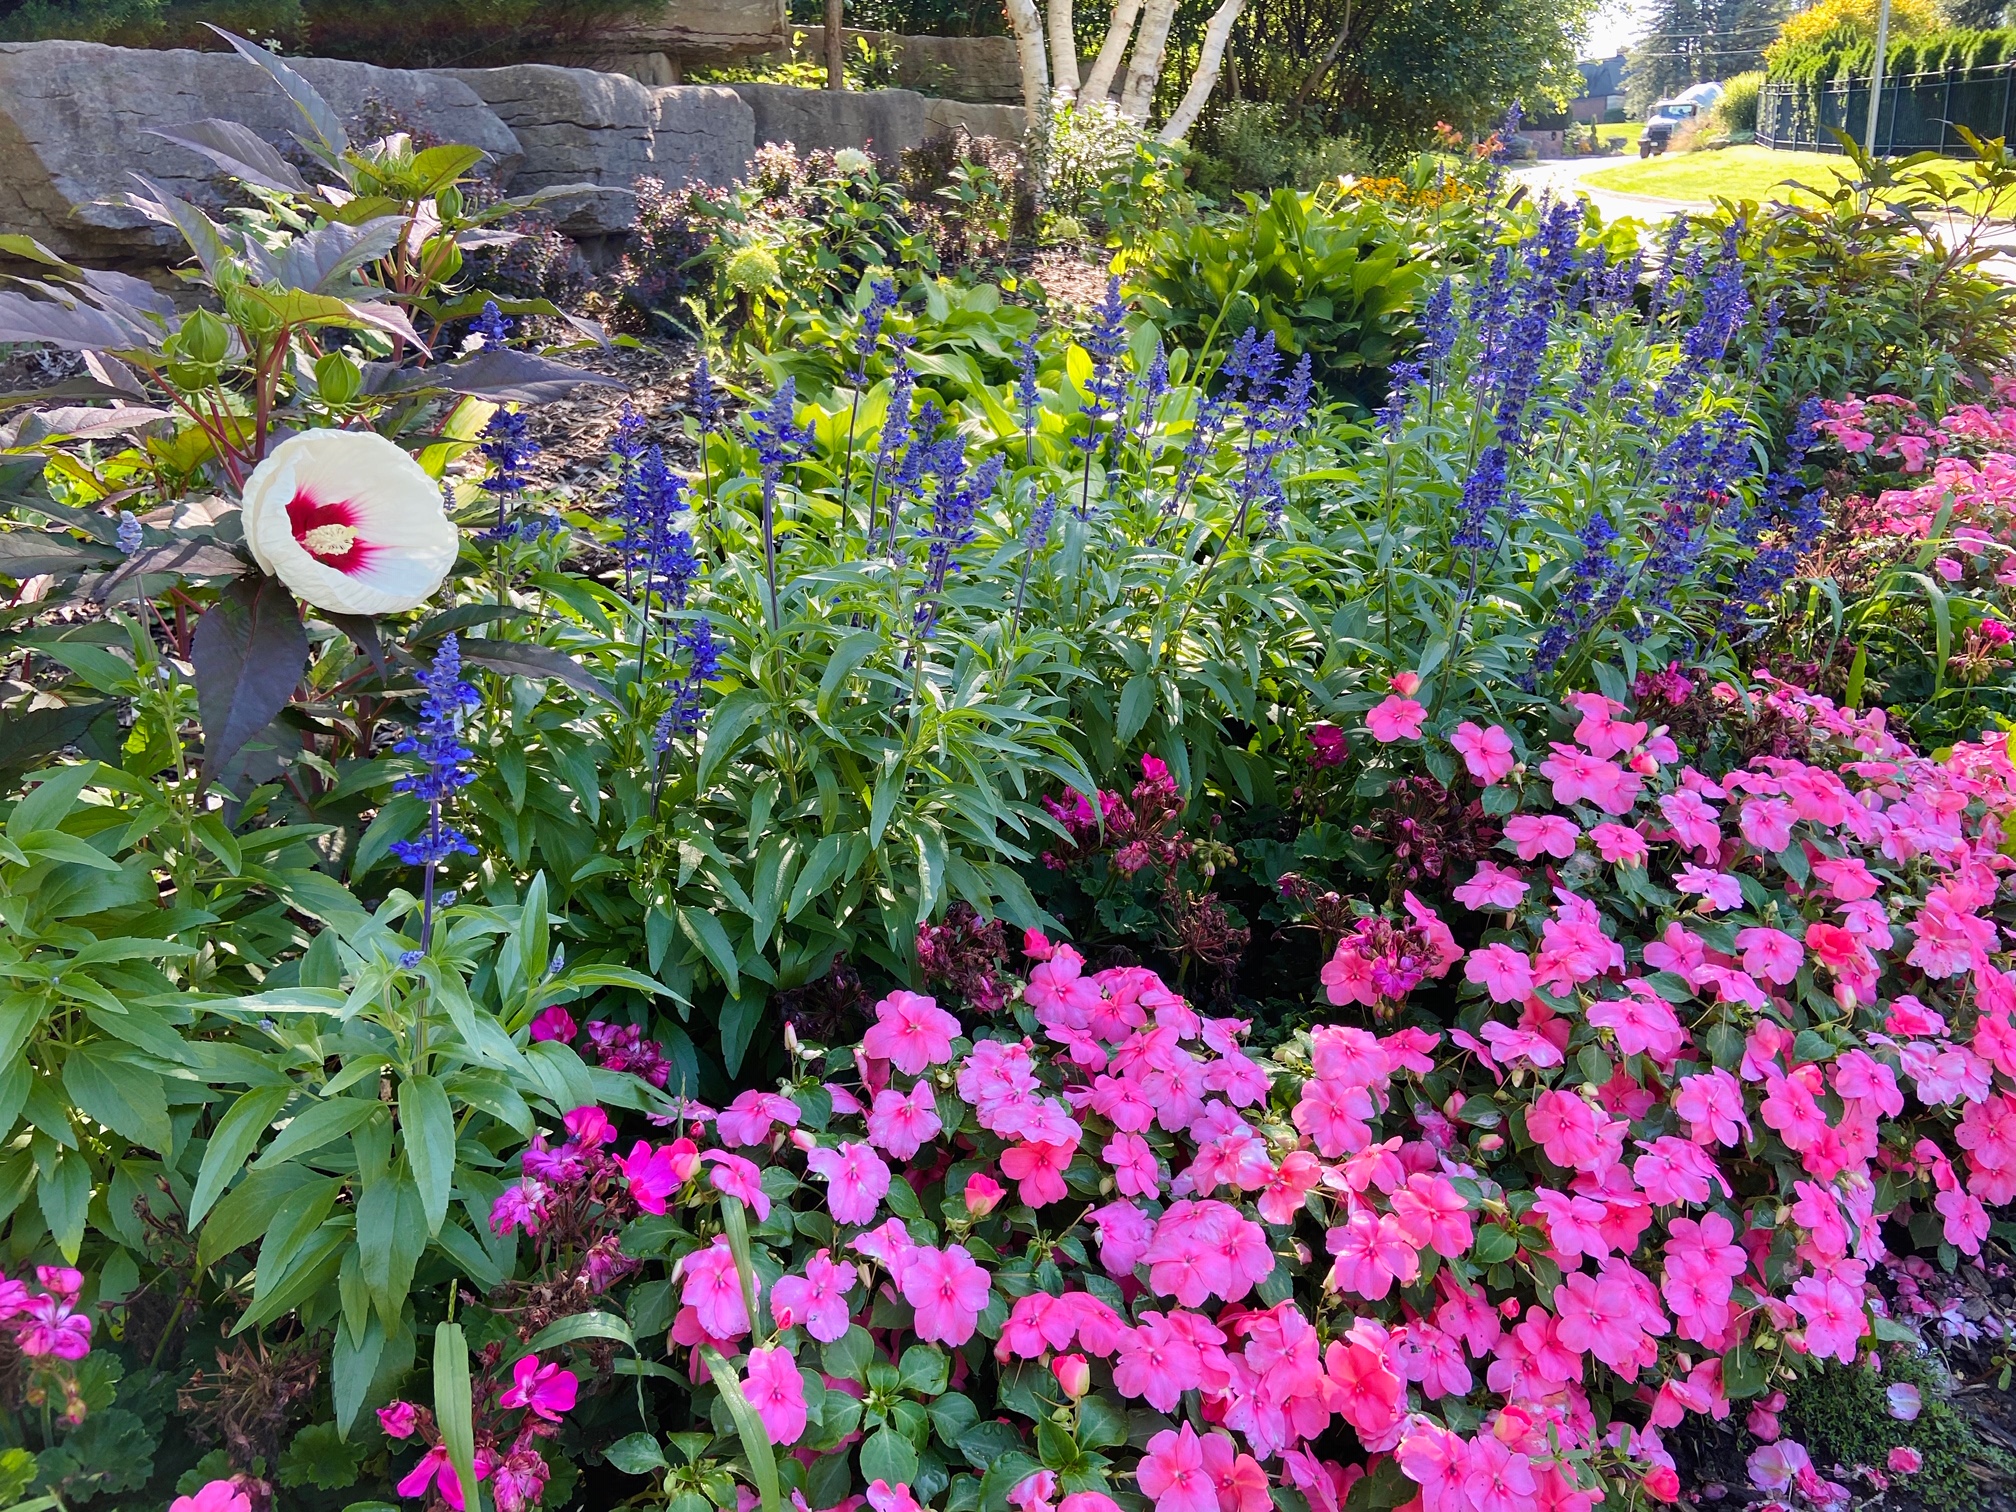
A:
[[1366, 694, 1427, 742], [1453, 721, 1516, 784], [804, 1141, 893, 1226], [1465, 943, 1534, 1004], [867, 1081, 942, 1160], [1674, 864, 1744, 911], [618, 1138, 699, 1214], [1001, 1137, 1078, 1206], [771, 1249, 857, 1342], [742, 1346, 808, 1446], [1453, 861, 1528, 910], [1137, 1423, 1219, 1512], [898, 1242, 992, 1345], [1504, 814, 1579, 861], [861, 989, 961, 1074], [1790, 1273, 1869, 1362], [171, 1483, 252, 1512]]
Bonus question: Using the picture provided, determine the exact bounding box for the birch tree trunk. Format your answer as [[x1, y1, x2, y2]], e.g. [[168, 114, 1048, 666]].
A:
[[1080, 0, 1142, 105], [1046, 0, 1081, 102], [1157, 0, 1244, 142], [1118, 0, 1179, 124], [825, 0, 845, 90], [1001, 0, 1051, 114]]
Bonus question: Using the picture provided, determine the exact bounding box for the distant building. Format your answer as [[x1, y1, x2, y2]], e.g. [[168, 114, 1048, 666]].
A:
[[1571, 51, 1630, 123]]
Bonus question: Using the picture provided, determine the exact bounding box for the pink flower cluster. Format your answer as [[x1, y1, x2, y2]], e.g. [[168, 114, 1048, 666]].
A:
[[0, 1265, 91, 1362], [471, 672, 2016, 1512]]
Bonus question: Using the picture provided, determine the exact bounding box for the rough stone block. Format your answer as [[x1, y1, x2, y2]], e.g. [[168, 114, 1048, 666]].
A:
[[437, 64, 659, 220], [728, 83, 928, 161], [924, 99, 1028, 144], [587, 0, 787, 62], [0, 40, 521, 264], [650, 85, 756, 187], [788, 27, 1023, 105]]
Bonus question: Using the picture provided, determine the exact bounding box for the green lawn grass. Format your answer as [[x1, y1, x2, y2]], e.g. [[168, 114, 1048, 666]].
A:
[[1584, 144, 1854, 204]]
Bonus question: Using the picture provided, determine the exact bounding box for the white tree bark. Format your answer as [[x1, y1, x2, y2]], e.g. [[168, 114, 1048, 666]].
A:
[[1046, 0, 1081, 102], [1157, 0, 1244, 142], [1080, 0, 1142, 105], [1118, 0, 1179, 124], [1001, 0, 1051, 114]]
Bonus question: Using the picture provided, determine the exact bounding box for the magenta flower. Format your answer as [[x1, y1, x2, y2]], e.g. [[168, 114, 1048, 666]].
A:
[[702, 1150, 771, 1219], [619, 1138, 699, 1214], [741, 1345, 807, 1445], [396, 1444, 492, 1510], [1306, 722, 1347, 766], [680, 1237, 751, 1340], [170, 1482, 252, 1512], [716, 1090, 800, 1147], [866, 1081, 942, 1160], [527, 1005, 576, 1043], [15, 1295, 90, 1359], [377, 1400, 418, 1439], [964, 1170, 1006, 1216], [1464, 943, 1533, 1004], [861, 989, 961, 1074], [498, 1354, 578, 1421]]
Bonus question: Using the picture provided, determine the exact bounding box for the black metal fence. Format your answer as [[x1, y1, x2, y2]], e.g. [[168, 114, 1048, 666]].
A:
[[1757, 68, 2016, 154]]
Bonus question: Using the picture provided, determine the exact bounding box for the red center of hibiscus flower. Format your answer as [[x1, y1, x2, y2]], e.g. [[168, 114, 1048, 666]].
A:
[[287, 491, 377, 574]]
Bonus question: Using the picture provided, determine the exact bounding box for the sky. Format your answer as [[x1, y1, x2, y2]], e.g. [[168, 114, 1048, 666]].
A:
[[1585, 0, 1649, 59]]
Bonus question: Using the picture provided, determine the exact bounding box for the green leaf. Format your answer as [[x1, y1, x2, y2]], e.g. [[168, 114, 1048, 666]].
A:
[[1115, 675, 1156, 742], [860, 1426, 919, 1487], [37, 1149, 89, 1261], [822, 1325, 873, 1381], [7, 761, 98, 839], [1722, 1340, 1767, 1400], [697, 691, 768, 788], [255, 1096, 380, 1171], [679, 907, 741, 998], [188, 1085, 291, 1226], [604, 1433, 669, 1475], [701, 1345, 782, 1512], [510, 1309, 634, 1367], [1074, 1394, 1128, 1451], [898, 1344, 949, 1397], [434, 1323, 482, 1512], [277, 1422, 367, 1491], [1471, 1223, 1517, 1266], [61, 1044, 170, 1152], [397, 1074, 456, 1236], [817, 630, 881, 719]]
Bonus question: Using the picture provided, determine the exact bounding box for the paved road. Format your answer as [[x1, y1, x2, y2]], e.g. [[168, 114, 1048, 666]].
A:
[[1508, 155, 1701, 223]]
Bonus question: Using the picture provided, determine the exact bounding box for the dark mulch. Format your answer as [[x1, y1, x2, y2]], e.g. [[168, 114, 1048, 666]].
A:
[[1671, 1241, 2016, 1510]]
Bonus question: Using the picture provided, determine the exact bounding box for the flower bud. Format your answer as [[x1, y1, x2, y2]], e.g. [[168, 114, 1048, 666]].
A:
[[178, 307, 232, 366], [378, 1401, 418, 1439], [964, 1171, 1005, 1217], [1051, 1353, 1090, 1399], [315, 350, 362, 406]]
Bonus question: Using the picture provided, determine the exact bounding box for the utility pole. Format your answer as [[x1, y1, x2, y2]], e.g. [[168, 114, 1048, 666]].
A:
[[1864, 0, 1892, 156]]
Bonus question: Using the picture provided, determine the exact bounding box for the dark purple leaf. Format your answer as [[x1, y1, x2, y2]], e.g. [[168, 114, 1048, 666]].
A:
[[0, 532, 118, 580], [91, 541, 250, 602], [205, 26, 348, 157], [145, 118, 312, 194], [0, 291, 137, 351], [192, 574, 308, 786], [457, 641, 614, 704], [382, 348, 623, 405]]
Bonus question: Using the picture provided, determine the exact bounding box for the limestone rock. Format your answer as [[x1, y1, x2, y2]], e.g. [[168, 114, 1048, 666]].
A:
[[728, 84, 928, 161], [586, 0, 787, 63], [924, 99, 1028, 144], [436, 64, 659, 210], [0, 40, 521, 265], [787, 28, 1023, 105], [650, 86, 757, 188]]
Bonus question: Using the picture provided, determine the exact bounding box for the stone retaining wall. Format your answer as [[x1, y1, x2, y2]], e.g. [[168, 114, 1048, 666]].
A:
[[0, 38, 1019, 267]]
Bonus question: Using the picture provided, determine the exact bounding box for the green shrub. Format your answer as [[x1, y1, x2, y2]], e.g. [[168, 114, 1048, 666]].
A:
[[1716, 70, 1764, 133], [1125, 186, 1425, 402]]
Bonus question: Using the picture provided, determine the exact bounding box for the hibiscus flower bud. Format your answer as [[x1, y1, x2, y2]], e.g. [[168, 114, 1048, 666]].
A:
[[964, 1172, 1005, 1217], [1051, 1353, 1090, 1399], [241, 430, 459, 615]]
